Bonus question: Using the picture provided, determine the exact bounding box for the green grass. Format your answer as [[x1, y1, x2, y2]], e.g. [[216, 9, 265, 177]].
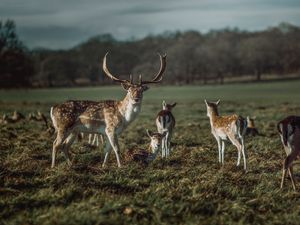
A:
[[1, 79, 300, 103], [1, 80, 300, 225]]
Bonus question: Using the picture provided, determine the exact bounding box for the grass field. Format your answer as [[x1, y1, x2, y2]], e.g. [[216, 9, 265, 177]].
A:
[[1, 80, 300, 225]]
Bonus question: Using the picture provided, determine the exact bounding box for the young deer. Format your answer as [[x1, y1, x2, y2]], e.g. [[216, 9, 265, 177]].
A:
[[28, 111, 49, 128], [246, 116, 259, 136], [0, 111, 25, 124], [156, 101, 176, 158], [205, 100, 248, 170], [124, 130, 167, 165], [50, 53, 166, 168], [278, 116, 300, 190]]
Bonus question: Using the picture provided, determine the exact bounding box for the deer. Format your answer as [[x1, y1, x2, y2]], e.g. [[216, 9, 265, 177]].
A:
[[28, 111, 49, 128], [124, 130, 167, 165], [11, 111, 25, 121], [0, 111, 25, 124], [277, 116, 300, 191], [205, 100, 248, 170], [50, 52, 166, 168], [156, 100, 176, 158], [245, 116, 259, 136]]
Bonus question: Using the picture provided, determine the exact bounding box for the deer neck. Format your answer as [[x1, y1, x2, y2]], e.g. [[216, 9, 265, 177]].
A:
[[208, 110, 219, 126], [118, 93, 142, 124]]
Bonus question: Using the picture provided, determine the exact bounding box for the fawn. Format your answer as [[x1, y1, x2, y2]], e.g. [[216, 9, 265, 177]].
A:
[[246, 116, 259, 136], [205, 100, 248, 170], [156, 100, 176, 158], [124, 130, 167, 165]]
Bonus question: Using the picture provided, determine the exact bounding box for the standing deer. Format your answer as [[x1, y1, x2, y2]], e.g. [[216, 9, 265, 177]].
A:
[[245, 116, 259, 136], [205, 100, 248, 170], [50, 52, 166, 168], [156, 100, 176, 158], [278, 116, 300, 190]]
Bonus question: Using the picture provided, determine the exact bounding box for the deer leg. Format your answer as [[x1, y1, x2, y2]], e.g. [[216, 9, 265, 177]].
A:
[[161, 137, 166, 158], [288, 168, 296, 191], [214, 135, 221, 163], [237, 150, 241, 166], [94, 134, 99, 146], [100, 134, 104, 145], [284, 154, 297, 190], [281, 165, 287, 189], [61, 132, 77, 166], [51, 130, 68, 168], [166, 132, 170, 157], [228, 134, 245, 170], [51, 138, 58, 168], [88, 134, 92, 145], [102, 137, 112, 167], [240, 137, 247, 170], [167, 131, 173, 157], [91, 134, 96, 146], [105, 130, 121, 168], [165, 135, 168, 157], [221, 140, 225, 165]]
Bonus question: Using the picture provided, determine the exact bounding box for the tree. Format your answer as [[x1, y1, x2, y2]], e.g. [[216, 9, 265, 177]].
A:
[[0, 20, 34, 88]]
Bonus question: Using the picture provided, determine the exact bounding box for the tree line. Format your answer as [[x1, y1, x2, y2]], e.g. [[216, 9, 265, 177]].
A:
[[1, 20, 300, 88]]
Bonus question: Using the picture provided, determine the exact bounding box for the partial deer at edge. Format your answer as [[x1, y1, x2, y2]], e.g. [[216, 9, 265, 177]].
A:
[[278, 116, 300, 191]]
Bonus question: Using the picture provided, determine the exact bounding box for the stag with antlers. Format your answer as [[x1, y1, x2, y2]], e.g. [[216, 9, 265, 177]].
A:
[[50, 53, 167, 168]]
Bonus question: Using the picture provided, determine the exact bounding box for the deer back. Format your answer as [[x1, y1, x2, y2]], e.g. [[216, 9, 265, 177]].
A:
[[156, 110, 175, 131]]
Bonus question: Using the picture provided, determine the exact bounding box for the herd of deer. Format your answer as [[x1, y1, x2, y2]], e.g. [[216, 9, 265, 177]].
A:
[[3, 53, 299, 190]]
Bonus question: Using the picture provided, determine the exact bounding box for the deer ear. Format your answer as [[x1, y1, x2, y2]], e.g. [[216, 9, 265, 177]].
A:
[[216, 99, 220, 105], [204, 99, 208, 106], [146, 129, 153, 137], [121, 83, 130, 91], [171, 102, 177, 108]]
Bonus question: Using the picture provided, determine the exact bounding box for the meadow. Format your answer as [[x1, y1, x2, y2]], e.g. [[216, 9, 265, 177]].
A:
[[1, 80, 300, 225]]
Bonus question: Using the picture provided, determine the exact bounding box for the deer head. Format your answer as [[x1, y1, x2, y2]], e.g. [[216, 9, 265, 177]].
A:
[[103, 52, 167, 104], [162, 100, 177, 111], [204, 99, 220, 117], [146, 129, 167, 154]]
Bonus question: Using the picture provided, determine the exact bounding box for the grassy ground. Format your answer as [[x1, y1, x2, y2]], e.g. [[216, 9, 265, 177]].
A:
[[1, 80, 300, 225]]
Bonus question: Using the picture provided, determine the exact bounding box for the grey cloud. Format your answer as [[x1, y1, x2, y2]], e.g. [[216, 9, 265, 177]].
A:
[[1, 0, 299, 49]]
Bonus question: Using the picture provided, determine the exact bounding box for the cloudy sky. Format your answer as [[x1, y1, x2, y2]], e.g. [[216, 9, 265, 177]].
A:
[[1, 0, 299, 49]]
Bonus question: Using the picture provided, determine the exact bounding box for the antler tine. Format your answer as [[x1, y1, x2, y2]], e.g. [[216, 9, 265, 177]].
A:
[[129, 74, 133, 84], [141, 53, 167, 85], [102, 52, 130, 83], [139, 74, 142, 85]]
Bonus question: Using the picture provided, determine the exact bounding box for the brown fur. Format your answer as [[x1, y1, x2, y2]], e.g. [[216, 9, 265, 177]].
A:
[[278, 116, 300, 190], [156, 101, 176, 158], [50, 53, 166, 168], [205, 100, 247, 170]]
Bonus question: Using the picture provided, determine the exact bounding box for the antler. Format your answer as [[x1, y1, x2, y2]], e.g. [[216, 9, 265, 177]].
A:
[[102, 52, 132, 84], [140, 53, 167, 85]]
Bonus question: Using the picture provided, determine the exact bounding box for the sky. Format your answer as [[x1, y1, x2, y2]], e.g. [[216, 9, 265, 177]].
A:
[[1, 0, 300, 49]]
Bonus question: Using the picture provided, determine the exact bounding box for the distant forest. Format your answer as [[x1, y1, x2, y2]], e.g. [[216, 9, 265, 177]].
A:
[[1, 20, 300, 88]]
